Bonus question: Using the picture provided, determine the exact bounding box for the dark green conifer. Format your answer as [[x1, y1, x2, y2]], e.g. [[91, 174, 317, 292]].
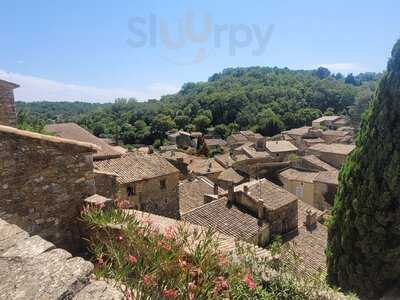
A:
[[327, 39, 400, 299]]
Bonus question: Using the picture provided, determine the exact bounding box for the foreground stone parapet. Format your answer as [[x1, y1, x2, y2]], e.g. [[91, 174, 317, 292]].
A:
[[0, 218, 123, 300], [73, 281, 124, 300]]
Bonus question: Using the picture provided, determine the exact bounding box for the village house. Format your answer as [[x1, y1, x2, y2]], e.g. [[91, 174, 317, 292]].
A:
[[202, 138, 227, 153], [321, 130, 352, 144], [183, 179, 298, 247], [312, 115, 349, 130], [94, 153, 180, 219], [307, 143, 355, 168], [214, 152, 248, 169], [217, 167, 246, 190], [226, 132, 250, 148], [0, 125, 98, 252], [167, 130, 196, 148], [233, 142, 271, 159], [187, 157, 225, 182], [45, 123, 122, 161], [179, 176, 225, 216], [265, 140, 298, 161], [278, 155, 339, 210], [282, 126, 323, 151], [0, 79, 19, 127]]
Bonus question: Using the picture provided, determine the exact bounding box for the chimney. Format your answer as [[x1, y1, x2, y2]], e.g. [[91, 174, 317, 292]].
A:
[[305, 209, 317, 230], [207, 162, 212, 172], [171, 150, 175, 157], [213, 183, 219, 196], [228, 184, 235, 204], [257, 199, 264, 220]]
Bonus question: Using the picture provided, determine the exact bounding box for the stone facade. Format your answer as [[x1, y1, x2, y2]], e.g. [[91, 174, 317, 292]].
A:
[[117, 173, 180, 219], [0, 125, 97, 252], [94, 170, 118, 199], [0, 80, 19, 127]]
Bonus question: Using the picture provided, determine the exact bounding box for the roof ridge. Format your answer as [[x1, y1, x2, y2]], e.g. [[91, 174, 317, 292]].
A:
[[0, 125, 100, 151]]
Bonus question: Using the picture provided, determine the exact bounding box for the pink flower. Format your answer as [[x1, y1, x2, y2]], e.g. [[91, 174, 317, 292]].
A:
[[179, 259, 188, 268], [95, 202, 105, 209], [143, 275, 155, 286], [213, 276, 229, 295], [128, 255, 138, 265], [125, 289, 134, 300], [162, 288, 179, 299], [164, 226, 176, 240], [188, 281, 196, 291], [163, 243, 172, 252], [116, 235, 124, 242], [218, 254, 229, 267], [244, 273, 256, 290]]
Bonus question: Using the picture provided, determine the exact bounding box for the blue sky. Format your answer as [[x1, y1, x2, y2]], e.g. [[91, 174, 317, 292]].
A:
[[0, 0, 399, 102]]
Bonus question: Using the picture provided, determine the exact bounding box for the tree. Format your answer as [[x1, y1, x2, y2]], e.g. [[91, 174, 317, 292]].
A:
[[327, 39, 400, 299], [193, 115, 211, 133], [313, 67, 331, 79], [345, 73, 359, 86], [174, 115, 190, 130], [214, 124, 230, 139], [255, 108, 284, 136], [151, 114, 176, 139]]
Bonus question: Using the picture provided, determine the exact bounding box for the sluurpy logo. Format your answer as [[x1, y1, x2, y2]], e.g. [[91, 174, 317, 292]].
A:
[[127, 12, 275, 65]]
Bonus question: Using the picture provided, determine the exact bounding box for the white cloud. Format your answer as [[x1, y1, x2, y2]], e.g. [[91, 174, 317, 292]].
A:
[[316, 63, 367, 74], [0, 69, 180, 102]]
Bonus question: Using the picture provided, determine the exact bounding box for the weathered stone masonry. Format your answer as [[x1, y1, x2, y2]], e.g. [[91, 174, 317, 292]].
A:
[[0, 125, 98, 252], [0, 80, 18, 127]]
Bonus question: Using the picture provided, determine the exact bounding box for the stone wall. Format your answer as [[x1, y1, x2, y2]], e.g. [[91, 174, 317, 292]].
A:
[[0, 127, 96, 252], [0, 87, 17, 127], [116, 173, 180, 219], [94, 170, 117, 199]]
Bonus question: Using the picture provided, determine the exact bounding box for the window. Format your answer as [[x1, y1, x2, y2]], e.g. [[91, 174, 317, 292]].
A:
[[160, 179, 167, 190], [127, 185, 135, 197]]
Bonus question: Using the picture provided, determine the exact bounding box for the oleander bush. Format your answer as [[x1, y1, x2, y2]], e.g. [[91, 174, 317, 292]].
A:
[[82, 203, 355, 300]]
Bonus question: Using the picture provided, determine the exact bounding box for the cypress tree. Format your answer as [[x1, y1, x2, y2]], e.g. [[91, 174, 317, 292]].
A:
[[327, 39, 400, 299]]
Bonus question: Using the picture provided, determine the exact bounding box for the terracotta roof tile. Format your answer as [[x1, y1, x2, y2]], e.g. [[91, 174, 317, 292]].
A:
[[279, 169, 319, 183], [182, 198, 265, 241], [314, 171, 339, 185], [188, 158, 225, 175], [308, 143, 355, 155], [94, 153, 179, 184], [235, 179, 298, 210], [265, 140, 298, 153], [179, 176, 224, 215], [217, 168, 244, 184], [45, 123, 121, 160], [204, 138, 227, 147], [301, 155, 337, 172]]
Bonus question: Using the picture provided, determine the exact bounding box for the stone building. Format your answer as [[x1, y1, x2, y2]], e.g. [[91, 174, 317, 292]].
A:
[[282, 126, 323, 152], [217, 167, 246, 190], [265, 140, 298, 161], [0, 79, 19, 127], [203, 138, 227, 153], [183, 178, 298, 247], [179, 176, 225, 216], [45, 123, 122, 161], [187, 158, 225, 182], [312, 115, 348, 130], [321, 130, 352, 144], [94, 153, 180, 219], [278, 155, 338, 210], [0, 125, 98, 252], [307, 143, 355, 168]]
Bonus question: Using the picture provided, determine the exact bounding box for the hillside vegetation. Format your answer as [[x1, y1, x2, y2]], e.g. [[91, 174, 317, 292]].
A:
[[16, 67, 380, 144]]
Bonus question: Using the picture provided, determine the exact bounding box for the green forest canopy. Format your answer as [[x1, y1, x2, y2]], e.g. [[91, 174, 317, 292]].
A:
[[16, 67, 381, 145]]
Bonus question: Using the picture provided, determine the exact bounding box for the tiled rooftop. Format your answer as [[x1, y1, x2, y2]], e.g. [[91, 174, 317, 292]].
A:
[[179, 176, 224, 215], [217, 168, 244, 184], [204, 138, 227, 147], [214, 153, 248, 168], [313, 115, 342, 123], [187, 158, 225, 175], [301, 155, 337, 172], [279, 168, 319, 183], [235, 179, 298, 210], [308, 143, 355, 155], [182, 197, 265, 241], [45, 123, 121, 160], [314, 170, 339, 185], [283, 126, 312, 137], [94, 153, 179, 184], [265, 140, 298, 153]]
